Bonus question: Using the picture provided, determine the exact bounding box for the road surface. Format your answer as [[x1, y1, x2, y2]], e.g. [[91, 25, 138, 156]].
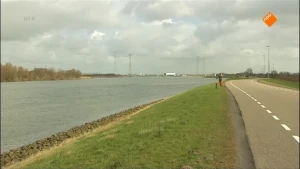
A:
[[226, 79, 299, 169]]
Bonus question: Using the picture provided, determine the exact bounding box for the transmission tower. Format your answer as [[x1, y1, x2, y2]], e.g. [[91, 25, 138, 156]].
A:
[[114, 51, 117, 74], [198, 55, 212, 76], [197, 56, 206, 76], [128, 54, 132, 76], [196, 56, 200, 76]]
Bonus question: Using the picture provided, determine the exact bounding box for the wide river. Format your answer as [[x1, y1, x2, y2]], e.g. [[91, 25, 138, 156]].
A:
[[1, 77, 217, 153]]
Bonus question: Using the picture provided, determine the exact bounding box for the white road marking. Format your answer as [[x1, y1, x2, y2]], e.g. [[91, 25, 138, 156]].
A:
[[261, 105, 266, 108], [272, 115, 279, 120], [266, 110, 272, 114], [253, 99, 257, 102], [293, 136, 299, 143], [281, 124, 291, 131], [257, 102, 261, 105]]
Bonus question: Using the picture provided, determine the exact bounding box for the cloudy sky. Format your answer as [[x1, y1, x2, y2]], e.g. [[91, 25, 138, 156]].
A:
[[1, 0, 299, 74]]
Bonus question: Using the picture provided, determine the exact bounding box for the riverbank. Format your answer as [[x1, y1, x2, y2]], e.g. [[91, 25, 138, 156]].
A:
[[1, 99, 163, 168], [0, 78, 82, 83], [5, 83, 237, 169], [1, 76, 128, 82]]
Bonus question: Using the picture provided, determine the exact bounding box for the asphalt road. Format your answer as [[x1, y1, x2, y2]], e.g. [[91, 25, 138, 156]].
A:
[[226, 79, 299, 169]]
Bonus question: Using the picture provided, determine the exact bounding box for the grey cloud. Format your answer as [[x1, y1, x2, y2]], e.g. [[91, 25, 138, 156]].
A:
[[1, 0, 299, 74], [1, 0, 121, 41], [131, 0, 299, 23], [123, 1, 190, 22]]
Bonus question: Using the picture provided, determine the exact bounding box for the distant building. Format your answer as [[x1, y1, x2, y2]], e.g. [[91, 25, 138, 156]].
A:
[[164, 73, 176, 76]]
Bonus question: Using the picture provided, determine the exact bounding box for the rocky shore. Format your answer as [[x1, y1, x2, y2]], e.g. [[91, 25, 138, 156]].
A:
[[1, 99, 163, 167]]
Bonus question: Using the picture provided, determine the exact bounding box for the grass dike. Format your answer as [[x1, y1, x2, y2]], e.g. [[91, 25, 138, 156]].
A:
[[5, 83, 238, 169], [258, 78, 299, 90]]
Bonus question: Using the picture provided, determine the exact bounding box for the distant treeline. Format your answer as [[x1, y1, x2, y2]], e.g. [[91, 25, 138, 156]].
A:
[[236, 71, 299, 82], [1, 62, 82, 82], [274, 72, 299, 82]]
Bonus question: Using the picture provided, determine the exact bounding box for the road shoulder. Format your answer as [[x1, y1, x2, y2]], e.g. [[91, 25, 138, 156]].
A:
[[225, 84, 256, 169]]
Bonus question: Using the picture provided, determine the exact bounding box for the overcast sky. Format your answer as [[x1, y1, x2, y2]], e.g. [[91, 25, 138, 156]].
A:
[[1, 0, 299, 74]]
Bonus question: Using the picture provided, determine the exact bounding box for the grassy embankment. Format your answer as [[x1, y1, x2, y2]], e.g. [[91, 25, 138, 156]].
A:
[[258, 78, 299, 90], [10, 83, 237, 169]]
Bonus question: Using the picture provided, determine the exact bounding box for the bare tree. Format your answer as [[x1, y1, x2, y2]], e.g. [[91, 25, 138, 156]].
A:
[[1, 62, 82, 82]]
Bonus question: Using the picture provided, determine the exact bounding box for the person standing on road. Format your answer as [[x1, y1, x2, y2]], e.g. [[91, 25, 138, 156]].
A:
[[216, 73, 223, 87]]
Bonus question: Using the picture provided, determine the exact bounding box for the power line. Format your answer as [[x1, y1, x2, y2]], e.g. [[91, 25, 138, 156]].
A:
[[267, 46, 270, 82]]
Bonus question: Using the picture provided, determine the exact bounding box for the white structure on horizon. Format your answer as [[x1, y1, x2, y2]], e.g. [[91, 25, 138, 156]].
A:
[[164, 73, 176, 76]]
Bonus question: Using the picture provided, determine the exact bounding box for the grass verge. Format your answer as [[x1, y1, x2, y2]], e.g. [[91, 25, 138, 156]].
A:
[[258, 78, 299, 90], [14, 83, 237, 169]]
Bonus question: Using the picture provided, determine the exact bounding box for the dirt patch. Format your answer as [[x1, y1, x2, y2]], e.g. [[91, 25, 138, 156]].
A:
[[126, 120, 134, 124], [225, 86, 256, 169], [181, 165, 193, 169], [100, 134, 116, 141], [1, 99, 167, 168]]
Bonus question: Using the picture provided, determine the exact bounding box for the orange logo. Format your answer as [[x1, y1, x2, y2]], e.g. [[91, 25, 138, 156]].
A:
[[263, 12, 277, 27]]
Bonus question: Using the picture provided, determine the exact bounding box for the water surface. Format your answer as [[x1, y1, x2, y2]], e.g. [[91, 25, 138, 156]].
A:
[[1, 77, 217, 153]]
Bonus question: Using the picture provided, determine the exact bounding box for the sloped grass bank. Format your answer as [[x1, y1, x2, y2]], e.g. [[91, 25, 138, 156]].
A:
[[258, 78, 299, 90], [2, 100, 162, 168], [13, 83, 237, 169]]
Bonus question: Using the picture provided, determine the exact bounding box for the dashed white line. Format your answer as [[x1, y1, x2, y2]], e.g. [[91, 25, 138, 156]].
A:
[[266, 110, 272, 114], [293, 136, 299, 143], [281, 124, 291, 131], [232, 81, 299, 143], [272, 115, 279, 120]]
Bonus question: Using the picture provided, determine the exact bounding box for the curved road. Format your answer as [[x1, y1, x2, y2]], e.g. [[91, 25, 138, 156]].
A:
[[226, 79, 299, 169]]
